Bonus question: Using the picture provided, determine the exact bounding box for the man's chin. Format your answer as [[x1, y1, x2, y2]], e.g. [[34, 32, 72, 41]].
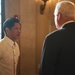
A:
[[15, 36, 20, 40]]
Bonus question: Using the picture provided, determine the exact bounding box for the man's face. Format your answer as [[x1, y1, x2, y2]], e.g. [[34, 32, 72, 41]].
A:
[[6, 23, 21, 41]]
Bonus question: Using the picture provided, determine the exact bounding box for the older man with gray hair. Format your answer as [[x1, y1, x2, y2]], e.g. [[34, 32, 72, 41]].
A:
[[39, 1, 75, 75]]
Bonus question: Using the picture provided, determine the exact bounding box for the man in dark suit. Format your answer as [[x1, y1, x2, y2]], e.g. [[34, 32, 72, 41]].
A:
[[39, 1, 75, 75]]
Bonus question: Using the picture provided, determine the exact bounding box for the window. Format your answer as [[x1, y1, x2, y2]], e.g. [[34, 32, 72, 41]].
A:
[[0, 0, 1, 39], [1, 0, 5, 39]]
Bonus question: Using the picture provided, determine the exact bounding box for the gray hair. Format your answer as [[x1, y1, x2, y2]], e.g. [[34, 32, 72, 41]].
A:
[[54, 1, 75, 18]]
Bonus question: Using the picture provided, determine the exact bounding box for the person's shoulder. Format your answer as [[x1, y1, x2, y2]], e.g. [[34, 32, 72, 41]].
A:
[[46, 28, 65, 39], [0, 38, 4, 44], [0, 39, 5, 49]]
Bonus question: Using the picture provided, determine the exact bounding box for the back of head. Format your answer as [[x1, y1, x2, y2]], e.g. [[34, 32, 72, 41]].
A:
[[54, 1, 75, 18], [3, 17, 21, 33]]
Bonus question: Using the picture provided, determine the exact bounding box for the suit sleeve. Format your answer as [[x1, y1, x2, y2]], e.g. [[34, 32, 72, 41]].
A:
[[39, 35, 61, 75]]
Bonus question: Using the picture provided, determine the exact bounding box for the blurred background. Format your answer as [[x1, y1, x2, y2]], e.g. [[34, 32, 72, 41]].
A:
[[0, 0, 75, 75]]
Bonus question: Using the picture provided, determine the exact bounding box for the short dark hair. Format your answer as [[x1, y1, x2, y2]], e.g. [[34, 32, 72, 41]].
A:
[[3, 17, 21, 32]]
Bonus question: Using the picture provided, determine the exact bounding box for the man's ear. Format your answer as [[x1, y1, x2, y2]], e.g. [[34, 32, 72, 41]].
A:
[[57, 12, 62, 20], [5, 28, 10, 34]]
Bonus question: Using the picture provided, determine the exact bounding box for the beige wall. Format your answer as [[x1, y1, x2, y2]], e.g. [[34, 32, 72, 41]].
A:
[[20, 0, 36, 75], [4, 0, 75, 75]]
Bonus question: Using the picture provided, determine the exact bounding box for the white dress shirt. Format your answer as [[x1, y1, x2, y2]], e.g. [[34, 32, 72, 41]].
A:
[[0, 36, 20, 75]]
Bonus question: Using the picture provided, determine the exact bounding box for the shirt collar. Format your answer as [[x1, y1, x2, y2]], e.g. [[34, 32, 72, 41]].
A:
[[61, 20, 75, 29], [4, 36, 15, 47]]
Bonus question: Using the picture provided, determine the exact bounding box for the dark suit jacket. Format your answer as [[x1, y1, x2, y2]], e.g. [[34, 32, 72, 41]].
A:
[[39, 22, 75, 75]]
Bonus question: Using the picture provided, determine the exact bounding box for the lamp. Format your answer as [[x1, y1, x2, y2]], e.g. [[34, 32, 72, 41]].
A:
[[40, 0, 49, 14]]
